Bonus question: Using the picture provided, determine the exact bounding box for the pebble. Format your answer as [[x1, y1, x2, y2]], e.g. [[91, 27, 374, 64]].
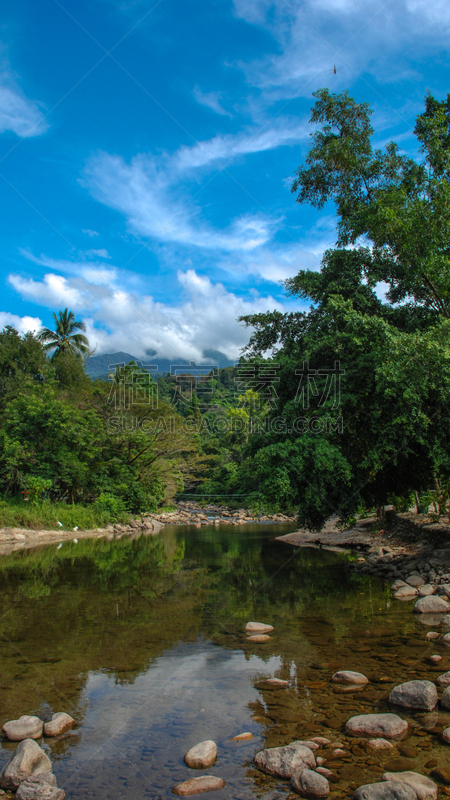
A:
[[442, 633, 450, 645], [331, 671, 368, 686], [230, 732, 254, 741], [265, 678, 289, 687], [184, 741, 217, 769], [441, 727, 450, 743], [430, 768, 450, 785], [2, 716, 43, 742], [245, 622, 274, 633], [382, 772, 437, 800], [311, 738, 330, 746], [383, 759, 415, 773], [389, 680, 437, 711], [441, 615, 450, 626], [291, 768, 330, 797], [429, 655, 442, 664], [172, 776, 226, 795], [346, 713, 408, 738], [426, 632, 439, 639], [419, 585, 436, 597], [367, 739, 395, 750]]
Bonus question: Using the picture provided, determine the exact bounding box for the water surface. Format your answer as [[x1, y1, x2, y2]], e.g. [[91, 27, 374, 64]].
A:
[[0, 524, 447, 799]]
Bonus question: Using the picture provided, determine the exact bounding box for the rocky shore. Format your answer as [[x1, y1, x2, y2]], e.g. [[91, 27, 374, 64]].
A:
[[0, 502, 295, 555]]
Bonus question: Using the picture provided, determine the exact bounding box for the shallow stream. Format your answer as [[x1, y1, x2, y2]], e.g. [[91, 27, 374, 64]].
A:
[[0, 523, 449, 799]]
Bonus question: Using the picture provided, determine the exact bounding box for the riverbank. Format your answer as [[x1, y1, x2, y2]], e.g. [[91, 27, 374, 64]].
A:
[[0, 502, 296, 555]]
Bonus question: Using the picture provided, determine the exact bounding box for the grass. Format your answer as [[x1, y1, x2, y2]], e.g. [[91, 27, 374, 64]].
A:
[[0, 498, 130, 531]]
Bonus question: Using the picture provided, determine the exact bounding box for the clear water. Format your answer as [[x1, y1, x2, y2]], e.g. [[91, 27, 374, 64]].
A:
[[0, 523, 448, 799]]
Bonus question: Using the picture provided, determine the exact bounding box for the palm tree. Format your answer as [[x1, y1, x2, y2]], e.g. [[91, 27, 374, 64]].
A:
[[37, 309, 90, 359]]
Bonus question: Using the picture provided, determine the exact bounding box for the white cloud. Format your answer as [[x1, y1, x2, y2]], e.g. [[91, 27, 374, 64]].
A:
[[18, 249, 118, 285], [0, 70, 48, 137], [232, 0, 450, 100], [82, 229, 100, 237], [193, 87, 232, 117], [8, 267, 284, 360], [86, 248, 111, 259], [82, 121, 308, 255], [0, 311, 42, 334]]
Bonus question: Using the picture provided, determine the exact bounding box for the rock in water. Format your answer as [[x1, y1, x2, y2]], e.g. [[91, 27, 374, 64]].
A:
[[346, 714, 408, 738], [414, 596, 450, 614], [265, 678, 289, 687], [382, 772, 437, 800], [436, 670, 450, 686], [291, 768, 330, 797], [2, 716, 43, 741], [245, 622, 274, 633], [16, 773, 65, 800], [230, 732, 253, 741], [389, 680, 437, 711], [441, 727, 450, 742], [430, 768, 450, 784], [395, 587, 418, 598], [368, 739, 395, 750], [254, 742, 316, 778], [354, 781, 417, 800], [184, 741, 217, 769], [406, 575, 425, 587], [43, 713, 74, 737], [0, 739, 52, 790], [172, 776, 226, 795], [331, 671, 368, 685], [439, 686, 450, 710]]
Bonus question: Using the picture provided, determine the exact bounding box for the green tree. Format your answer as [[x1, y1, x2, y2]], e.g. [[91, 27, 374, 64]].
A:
[[37, 308, 90, 359], [292, 89, 450, 317]]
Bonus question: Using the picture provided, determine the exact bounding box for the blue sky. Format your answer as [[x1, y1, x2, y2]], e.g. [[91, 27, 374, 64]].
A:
[[1, 0, 450, 362]]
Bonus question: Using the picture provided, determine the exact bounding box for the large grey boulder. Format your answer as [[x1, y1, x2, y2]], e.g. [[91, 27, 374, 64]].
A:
[[254, 742, 315, 778], [354, 782, 417, 800], [0, 739, 52, 790], [43, 713, 74, 738], [346, 714, 408, 739], [2, 716, 43, 741], [382, 772, 437, 800], [406, 575, 424, 587], [184, 741, 217, 769], [414, 596, 450, 614], [389, 680, 438, 711], [16, 773, 65, 800], [291, 768, 330, 797]]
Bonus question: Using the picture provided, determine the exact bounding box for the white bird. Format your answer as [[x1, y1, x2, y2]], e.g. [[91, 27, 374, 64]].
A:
[[57, 521, 63, 527], [73, 526, 78, 531], [57, 543, 62, 550], [73, 538, 78, 544]]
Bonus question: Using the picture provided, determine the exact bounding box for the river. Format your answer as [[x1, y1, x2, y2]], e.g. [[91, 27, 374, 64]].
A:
[[0, 522, 447, 799]]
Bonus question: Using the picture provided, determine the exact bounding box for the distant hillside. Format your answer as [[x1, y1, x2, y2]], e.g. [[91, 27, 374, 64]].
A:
[[85, 350, 235, 380]]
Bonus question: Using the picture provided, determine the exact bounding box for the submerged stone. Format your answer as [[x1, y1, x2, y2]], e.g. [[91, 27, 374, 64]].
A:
[[184, 741, 217, 769], [173, 776, 226, 795], [389, 680, 438, 711], [291, 768, 330, 797], [331, 671, 368, 685], [254, 742, 316, 778], [0, 739, 52, 790], [382, 772, 437, 800], [354, 781, 417, 800], [346, 714, 408, 739], [245, 622, 274, 633]]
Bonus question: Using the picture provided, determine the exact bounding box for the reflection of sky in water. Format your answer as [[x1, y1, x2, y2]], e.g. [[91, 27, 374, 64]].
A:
[[61, 641, 282, 798]]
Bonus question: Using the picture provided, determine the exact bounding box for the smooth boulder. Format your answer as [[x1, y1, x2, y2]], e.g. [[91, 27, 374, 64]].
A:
[[245, 622, 274, 633], [354, 782, 417, 800], [394, 587, 417, 599], [2, 716, 43, 742], [440, 686, 450, 710], [0, 739, 52, 790], [436, 670, 450, 686], [43, 713, 74, 738], [382, 772, 437, 800], [414, 596, 450, 614], [389, 680, 437, 711], [184, 741, 217, 769], [254, 742, 315, 778], [173, 776, 226, 795], [331, 671, 368, 686], [346, 714, 408, 739], [291, 768, 329, 797], [16, 774, 65, 800], [247, 634, 271, 642]]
